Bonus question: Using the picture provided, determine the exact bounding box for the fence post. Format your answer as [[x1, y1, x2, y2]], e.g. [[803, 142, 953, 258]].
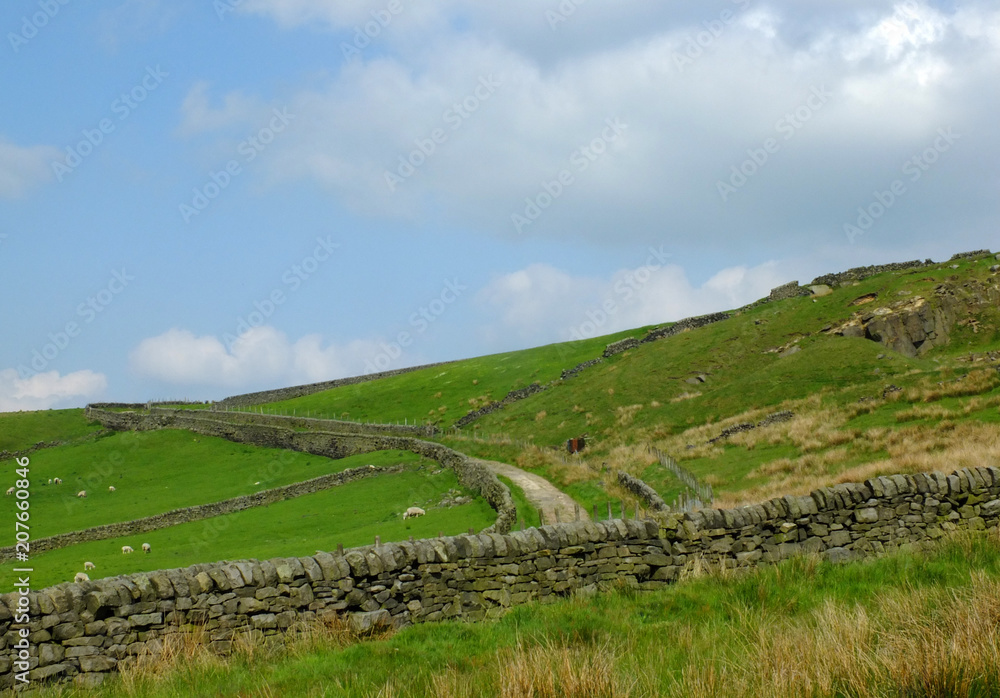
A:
[[606, 501, 613, 521], [620, 500, 625, 519], [575, 503, 580, 522], [374, 535, 381, 547], [592, 504, 598, 521]]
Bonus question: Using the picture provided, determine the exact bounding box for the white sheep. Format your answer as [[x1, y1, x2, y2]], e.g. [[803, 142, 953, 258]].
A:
[[84, 561, 96, 570], [402, 506, 426, 520], [53, 478, 62, 484], [77, 490, 86, 498], [122, 545, 134, 554], [141, 543, 151, 553], [5, 487, 13, 496], [108, 485, 116, 492], [48, 478, 53, 484], [74, 572, 90, 583]]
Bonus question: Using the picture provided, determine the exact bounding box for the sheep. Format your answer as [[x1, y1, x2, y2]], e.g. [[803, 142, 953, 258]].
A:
[[48, 478, 52, 484], [53, 478, 62, 484], [402, 506, 426, 520], [141, 543, 151, 553], [74, 572, 90, 583], [122, 545, 134, 554], [84, 561, 96, 570], [108, 485, 116, 492], [77, 490, 86, 498], [5, 487, 13, 496]]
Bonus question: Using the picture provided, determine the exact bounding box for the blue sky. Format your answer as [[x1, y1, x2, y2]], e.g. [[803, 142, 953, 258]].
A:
[[1, 0, 997, 410]]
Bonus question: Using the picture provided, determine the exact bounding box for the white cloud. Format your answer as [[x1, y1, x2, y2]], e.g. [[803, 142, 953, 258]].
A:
[[475, 259, 788, 348], [224, 1, 1000, 256], [0, 369, 107, 412], [0, 138, 60, 198], [129, 326, 399, 391], [175, 81, 264, 138]]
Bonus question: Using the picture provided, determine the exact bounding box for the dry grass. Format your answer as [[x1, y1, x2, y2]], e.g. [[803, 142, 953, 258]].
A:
[[516, 446, 595, 487], [904, 368, 1000, 403], [669, 565, 1000, 697], [535, 410, 547, 422], [718, 420, 1000, 508], [615, 404, 644, 427]]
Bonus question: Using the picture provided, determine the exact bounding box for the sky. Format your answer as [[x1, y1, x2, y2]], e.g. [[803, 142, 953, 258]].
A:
[[1, 0, 998, 411]]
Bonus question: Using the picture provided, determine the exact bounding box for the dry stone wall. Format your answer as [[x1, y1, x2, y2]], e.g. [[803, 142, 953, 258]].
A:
[[84, 408, 516, 535], [4, 464, 1000, 689], [215, 361, 456, 408], [0, 465, 404, 564]]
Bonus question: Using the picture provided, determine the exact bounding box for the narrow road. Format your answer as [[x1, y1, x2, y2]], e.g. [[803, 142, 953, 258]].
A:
[[474, 459, 588, 525]]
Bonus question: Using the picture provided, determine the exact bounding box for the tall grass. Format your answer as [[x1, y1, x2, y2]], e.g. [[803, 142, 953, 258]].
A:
[[33, 531, 1000, 698]]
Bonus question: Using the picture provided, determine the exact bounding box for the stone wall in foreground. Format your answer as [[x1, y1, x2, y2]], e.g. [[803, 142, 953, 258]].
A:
[[3, 464, 1000, 689]]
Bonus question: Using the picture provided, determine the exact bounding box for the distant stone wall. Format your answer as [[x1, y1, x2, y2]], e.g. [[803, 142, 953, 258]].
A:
[[603, 338, 639, 358], [215, 362, 457, 408], [84, 409, 515, 535], [452, 383, 546, 429], [640, 312, 732, 344], [616, 471, 668, 512], [4, 464, 1000, 689], [165, 408, 439, 438], [768, 281, 810, 302], [0, 465, 404, 564], [809, 259, 936, 288]]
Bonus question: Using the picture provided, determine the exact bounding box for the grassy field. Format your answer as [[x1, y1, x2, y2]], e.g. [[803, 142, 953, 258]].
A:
[[260, 328, 647, 428], [31, 530, 1000, 697], [0, 429, 429, 540], [0, 408, 104, 453], [10, 465, 499, 590]]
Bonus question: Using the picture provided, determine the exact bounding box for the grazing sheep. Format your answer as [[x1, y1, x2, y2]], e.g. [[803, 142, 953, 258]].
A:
[[108, 486, 116, 492], [122, 545, 134, 554], [5, 487, 13, 496], [141, 543, 151, 553], [74, 572, 90, 583], [53, 478, 62, 484], [84, 561, 95, 570], [77, 490, 86, 498], [48, 478, 53, 484], [402, 506, 426, 520]]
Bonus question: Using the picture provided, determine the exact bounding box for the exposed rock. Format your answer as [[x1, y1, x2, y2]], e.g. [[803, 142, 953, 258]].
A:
[[809, 284, 833, 297]]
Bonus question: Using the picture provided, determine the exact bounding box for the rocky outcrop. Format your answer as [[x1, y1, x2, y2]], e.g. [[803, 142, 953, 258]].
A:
[[825, 278, 1000, 358]]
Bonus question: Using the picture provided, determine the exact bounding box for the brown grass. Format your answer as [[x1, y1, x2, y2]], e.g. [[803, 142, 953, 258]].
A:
[[904, 368, 1000, 403]]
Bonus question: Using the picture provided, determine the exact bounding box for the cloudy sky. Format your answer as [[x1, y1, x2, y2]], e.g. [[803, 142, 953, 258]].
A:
[[2, 0, 997, 410]]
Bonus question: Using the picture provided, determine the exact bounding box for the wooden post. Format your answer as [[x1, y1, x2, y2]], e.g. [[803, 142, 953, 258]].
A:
[[635, 502, 640, 519], [337, 543, 343, 554], [409, 536, 414, 543], [620, 500, 625, 519], [555, 508, 561, 524], [592, 504, 598, 521], [575, 503, 580, 522], [606, 501, 613, 521], [519, 517, 525, 531], [438, 531, 443, 538], [468, 527, 475, 535], [374, 535, 381, 547], [539, 510, 545, 527]]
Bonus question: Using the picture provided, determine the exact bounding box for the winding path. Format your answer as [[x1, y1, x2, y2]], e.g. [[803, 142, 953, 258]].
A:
[[475, 459, 588, 524]]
